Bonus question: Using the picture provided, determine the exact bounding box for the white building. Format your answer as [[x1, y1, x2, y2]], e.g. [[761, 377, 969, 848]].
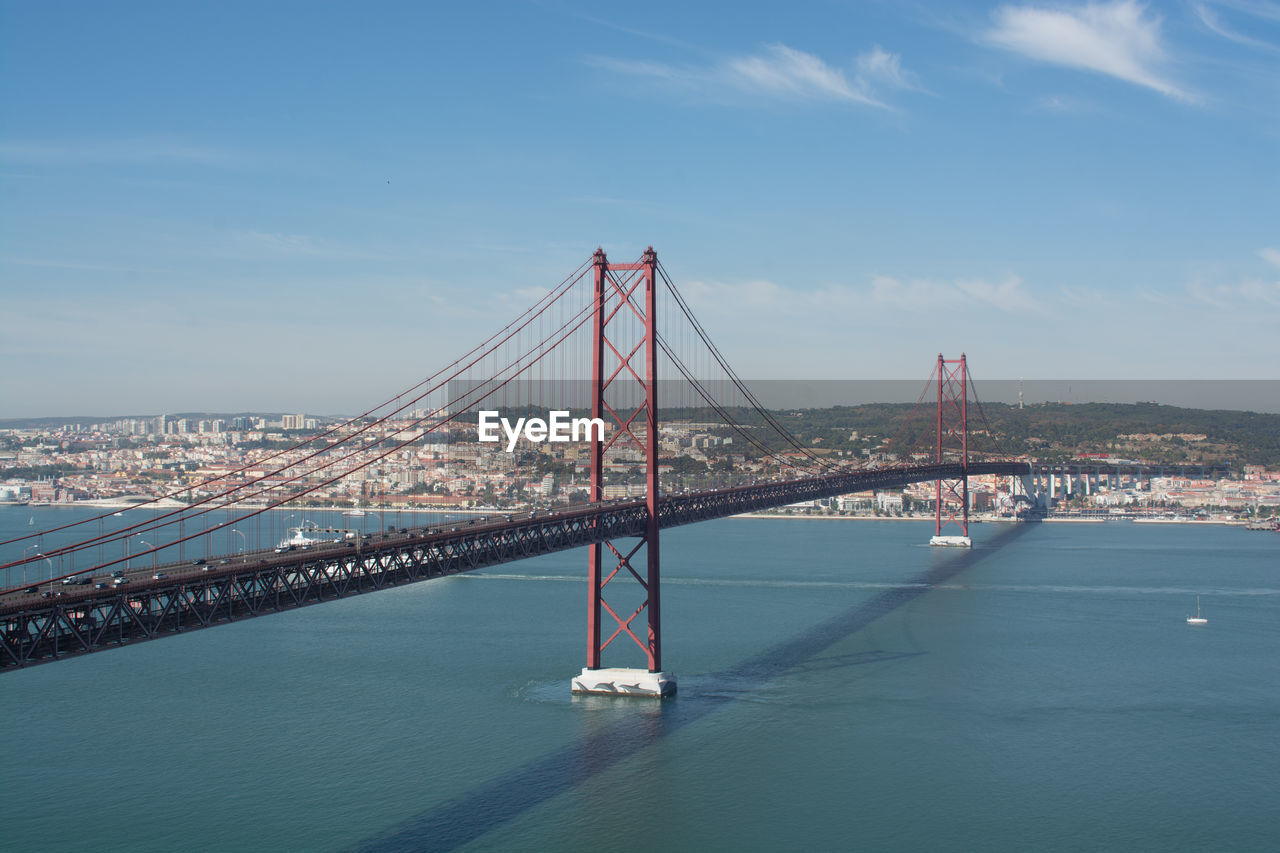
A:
[[876, 492, 904, 512]]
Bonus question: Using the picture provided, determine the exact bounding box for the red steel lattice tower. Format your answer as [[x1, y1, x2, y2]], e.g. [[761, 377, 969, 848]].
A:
[[574, 247, 673, 696], [934, 353, 970, 541]]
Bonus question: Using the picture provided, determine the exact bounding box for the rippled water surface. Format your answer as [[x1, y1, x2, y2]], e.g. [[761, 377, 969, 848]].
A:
[[3, 510, 1277, 852]]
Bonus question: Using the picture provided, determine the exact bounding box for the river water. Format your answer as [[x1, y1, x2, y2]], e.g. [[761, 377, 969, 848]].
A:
[[2, 508, 1277, 851]]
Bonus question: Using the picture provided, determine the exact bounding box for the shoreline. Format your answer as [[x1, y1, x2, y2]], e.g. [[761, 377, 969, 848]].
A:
[[733, 513, 933, 522], [731, 513, 1249, 526]]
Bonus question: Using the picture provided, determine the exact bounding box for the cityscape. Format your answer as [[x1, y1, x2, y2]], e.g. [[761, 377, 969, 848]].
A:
[[3, 408, 1279, 522]]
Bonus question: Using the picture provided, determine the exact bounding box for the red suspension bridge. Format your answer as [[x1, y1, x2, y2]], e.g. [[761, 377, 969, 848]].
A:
[[0, 249, 1029, 686]]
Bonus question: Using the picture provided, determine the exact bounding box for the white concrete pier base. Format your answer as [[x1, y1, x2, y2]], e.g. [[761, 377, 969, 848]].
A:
[[929, 535, 972, 548], [571, 667, 676, 698]]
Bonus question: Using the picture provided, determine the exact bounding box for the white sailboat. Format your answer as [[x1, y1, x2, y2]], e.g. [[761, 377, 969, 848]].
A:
[[1187, 596, 1207, 625]]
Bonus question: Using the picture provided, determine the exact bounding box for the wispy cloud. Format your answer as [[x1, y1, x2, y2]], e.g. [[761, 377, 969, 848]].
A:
[[1216, 0, 1280, 23], [1188, 277, 1280, 308], [1193, 1, 1280, 50], [869, 273, 1042, 313], [575, 13, 703, 52], [857, 45, 930, 93], [983, 1, 1195, 102], [1148, 251, 1280, 314], [1031, 93, 1097, 113], [0, 138, 246, 167], [726, 45, 885, 106], [587, 57, 694, 86], [589, 44, 924, 109]]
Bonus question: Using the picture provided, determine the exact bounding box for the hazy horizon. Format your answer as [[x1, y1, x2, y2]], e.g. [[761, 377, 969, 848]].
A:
[[5, 379, 1279, 421]]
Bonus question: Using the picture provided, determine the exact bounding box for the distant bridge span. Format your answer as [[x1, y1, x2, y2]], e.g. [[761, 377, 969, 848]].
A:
[[1, 461, 1027, 670]]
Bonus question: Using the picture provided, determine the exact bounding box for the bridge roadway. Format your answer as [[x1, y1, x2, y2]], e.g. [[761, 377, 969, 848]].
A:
[[0, 461, 1028, 670]]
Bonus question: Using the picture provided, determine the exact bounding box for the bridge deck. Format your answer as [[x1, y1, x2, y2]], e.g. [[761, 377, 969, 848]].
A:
[[0, 462, 1028, 670]]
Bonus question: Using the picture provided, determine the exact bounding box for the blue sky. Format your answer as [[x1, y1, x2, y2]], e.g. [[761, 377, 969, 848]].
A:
[[1, 0, 1277, 417]]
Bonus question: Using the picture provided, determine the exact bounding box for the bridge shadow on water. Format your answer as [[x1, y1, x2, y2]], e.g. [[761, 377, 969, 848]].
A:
[[354, 523, 1036, 853]]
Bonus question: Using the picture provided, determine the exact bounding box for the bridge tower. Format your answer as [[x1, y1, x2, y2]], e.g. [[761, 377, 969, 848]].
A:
[[930, 353, 972, 547], [571, 247, 675, 697]]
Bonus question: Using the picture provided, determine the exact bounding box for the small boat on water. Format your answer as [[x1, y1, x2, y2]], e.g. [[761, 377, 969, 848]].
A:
[[1187, 596, 1208, 626]]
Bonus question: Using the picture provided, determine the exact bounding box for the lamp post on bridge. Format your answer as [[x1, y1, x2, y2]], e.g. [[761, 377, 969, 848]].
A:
[[21, 544, 35, 588], [21, 545, 56, 596], [21, 544, 43, 589], [138, 537, 156, 573]]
